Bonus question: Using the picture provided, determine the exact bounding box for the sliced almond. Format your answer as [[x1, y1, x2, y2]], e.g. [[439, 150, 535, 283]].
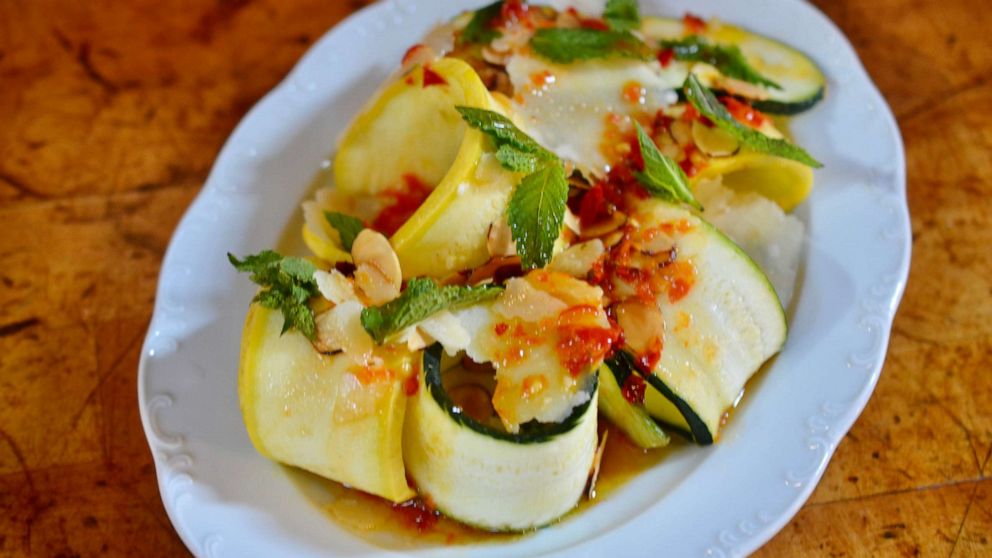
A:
[[632, 229, 675, 255], [351, 229, 402, 305], [466, 255, 523, 285], [486, 219, 517, 257], [580, 211, 627, 239], [314, 269, 357, 304], [670, 119, 692, 147], [314, 301, 376, 363], [615, 301, 665, 355], [691, 120, 739, 157]]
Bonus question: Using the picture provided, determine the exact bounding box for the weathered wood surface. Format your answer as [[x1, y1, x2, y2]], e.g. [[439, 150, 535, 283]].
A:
[[0, 0, 988, 556]]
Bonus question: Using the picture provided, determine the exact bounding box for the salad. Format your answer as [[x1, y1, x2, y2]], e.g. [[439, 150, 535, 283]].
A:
[[230, 0, 823, 535]]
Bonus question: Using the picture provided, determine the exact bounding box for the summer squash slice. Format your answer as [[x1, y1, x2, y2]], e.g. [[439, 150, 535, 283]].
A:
[[239, 304, 415, 502], [327, 56, 523, 278], [630, 200, 787, 444], [598, 360, 670, 449], [641, 16, 825, 114], [402, 344, 599, 531]]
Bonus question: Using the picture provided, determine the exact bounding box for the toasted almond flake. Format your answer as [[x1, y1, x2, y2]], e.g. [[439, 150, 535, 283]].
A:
[[563, 207, 581, 234], [580, 211, 627, 239], [486, 219, 517, 257], [315, 300, 376, 365], [615, 301, 665, 355], [352, 229, 402, 304], [633, 229, 676, 255], [314, 269, 357, 304]]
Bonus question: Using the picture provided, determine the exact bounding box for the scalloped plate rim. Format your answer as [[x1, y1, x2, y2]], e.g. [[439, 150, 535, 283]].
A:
[[138, 0, 911, 556]]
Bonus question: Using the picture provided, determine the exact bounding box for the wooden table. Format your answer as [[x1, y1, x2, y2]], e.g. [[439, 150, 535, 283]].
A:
[[0, 1, 988, 555]]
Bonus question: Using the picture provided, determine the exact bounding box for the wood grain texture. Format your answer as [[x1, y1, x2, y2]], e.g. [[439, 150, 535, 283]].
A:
[[0, 0, 988, 556]]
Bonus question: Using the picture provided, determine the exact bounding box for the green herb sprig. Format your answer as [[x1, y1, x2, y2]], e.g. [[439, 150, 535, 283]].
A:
[[459, 1, 503, 45], [229, 250, 320, 339], [324, 211, 365, 251], [660, 36, 780, 89], [361, 278, 502, 344], [456, 106, 568, 269], [632, 122, 701, 209], [603, 0, 640, 31], [683, 74, 821, 167], [529, 28, 652, 64]]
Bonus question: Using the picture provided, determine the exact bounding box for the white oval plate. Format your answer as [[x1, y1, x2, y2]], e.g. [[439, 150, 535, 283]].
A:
[[138, 1, 910, 556]]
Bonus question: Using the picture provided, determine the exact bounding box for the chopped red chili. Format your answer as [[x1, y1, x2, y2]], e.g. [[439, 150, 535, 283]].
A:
[[657, 48, 675, 68], [683, 13, 707, 34], [621, 373, 647, 404], [720, 96, 767, 128], [422, 66, 447, 87], [371, 174, 432, 236], [392, 498, 440, 532]]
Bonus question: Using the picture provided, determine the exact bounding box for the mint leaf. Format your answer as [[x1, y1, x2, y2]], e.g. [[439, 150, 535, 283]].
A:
[[361, 278, 502, 344], [633, 122, 701, 209], [324, 211, 365, 251], [603, 0, 640, 31], [660, 37, 780, 89], [495, 144, 541, 173], [455, 106, 555, 163], [459, 1, 503, 46], [509, 163, 569, 270], [229, 250, 320, 339], [455, 106, 567, 266], [529, 28, 652, 64], [683, 74, 822, 168]]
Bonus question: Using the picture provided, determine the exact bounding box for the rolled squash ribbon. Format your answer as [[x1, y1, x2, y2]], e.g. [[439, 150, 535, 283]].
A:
[[305, 57, 524, 278], [238, 304, 415, 502], [597, 198, 787, 445], [403, 344, 599, 531]]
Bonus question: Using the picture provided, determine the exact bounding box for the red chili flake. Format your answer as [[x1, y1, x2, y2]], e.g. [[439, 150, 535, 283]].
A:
[[556, 308, 621, 377], [621, 373, 646, 404], [621, 81, 645, 105], [530, 70, 554, 87], [637, 336, 664, 372], [579, 17, 610, 30], [682, 104, 700, 122], [401, 44, 425, 65], [679, 144, 699, 178], [371, 174, 433, 236], [657, 48, 675, 68], [578, 183, 609, 227], [720, 96, 767, 128], [494, 322, 509, 336], [403, 374, 419, 396], [422, 66, 447, 87], [683, 12, 707, 34], [501, 0, 529, 24], [392, 499, 440, 532]]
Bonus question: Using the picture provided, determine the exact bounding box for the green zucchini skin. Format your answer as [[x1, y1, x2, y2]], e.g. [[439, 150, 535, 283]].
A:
[[641, 16, 826, 114], [619, 200, 787, 447], [748, 86, 825, 115], [403, 344, 599, 531], [422, 344, 596, 443], [608, 352, 704, 444], [598, 357, 670, 449]]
